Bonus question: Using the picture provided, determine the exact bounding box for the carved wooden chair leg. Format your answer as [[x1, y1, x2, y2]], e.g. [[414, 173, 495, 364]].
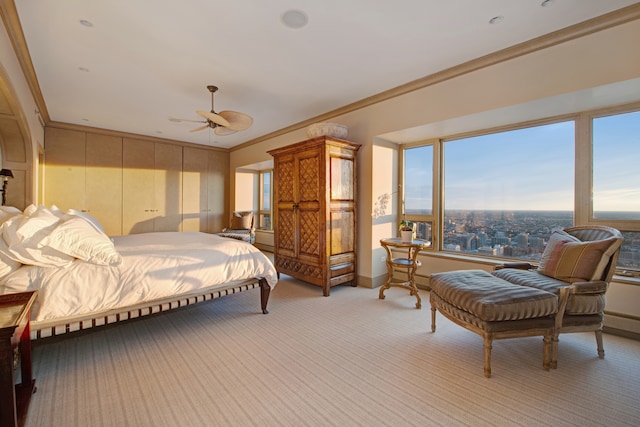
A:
[[550, 332, 560, 369], [542, 335, 552, 371], [483, 336, 493, 378], [595, 329, 605, 359], [431, 306, 437, 333]]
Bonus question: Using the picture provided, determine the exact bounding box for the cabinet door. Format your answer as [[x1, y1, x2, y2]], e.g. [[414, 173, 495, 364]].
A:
[[206, 150, 228, 233], [274, 154, 297, 259], [86, 133, 122, 236], [182, 147, 209, 232], [44, 127, 86, 210], [296, 150, 322, 265], [122, 138, 155, 234], [154, 143, 183, 232]]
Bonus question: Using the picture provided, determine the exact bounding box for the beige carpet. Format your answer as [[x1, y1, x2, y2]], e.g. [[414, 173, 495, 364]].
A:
[[25, 275, 640, 427]]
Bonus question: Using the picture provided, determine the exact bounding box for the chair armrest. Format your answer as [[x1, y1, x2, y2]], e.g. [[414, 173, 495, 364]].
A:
[[494, 262, 535, 271], [568, 281, 609, 295], [222, 228, 252, 234]]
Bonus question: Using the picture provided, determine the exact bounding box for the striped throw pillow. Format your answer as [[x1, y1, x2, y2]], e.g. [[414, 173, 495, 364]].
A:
[[537, 230, 620, 283]]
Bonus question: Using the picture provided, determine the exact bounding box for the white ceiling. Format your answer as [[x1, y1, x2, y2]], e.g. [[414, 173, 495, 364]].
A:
[[14, 0, 640, 149]]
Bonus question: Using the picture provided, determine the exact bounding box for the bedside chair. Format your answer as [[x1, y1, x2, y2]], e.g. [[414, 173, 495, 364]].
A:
[[216, 211, 256, 244]]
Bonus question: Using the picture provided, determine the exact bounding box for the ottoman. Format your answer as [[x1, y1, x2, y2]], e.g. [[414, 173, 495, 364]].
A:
[[429, 270, 559, 378]]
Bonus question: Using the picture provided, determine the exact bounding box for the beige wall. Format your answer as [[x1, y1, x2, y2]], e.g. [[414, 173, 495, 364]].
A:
[[0, 17, 42, 207], [230, 20, 640, 332]]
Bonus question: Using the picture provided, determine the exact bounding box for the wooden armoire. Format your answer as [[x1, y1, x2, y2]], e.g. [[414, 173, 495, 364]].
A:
[[268, 136, 360, 296]]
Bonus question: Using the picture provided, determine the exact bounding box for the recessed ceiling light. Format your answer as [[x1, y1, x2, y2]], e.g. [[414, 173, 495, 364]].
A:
[[541, 0, 555, 6], [281, 9, 308, 29], [82, 118, 89, 122], [79, 19, 93, 27], [489, 16, 504, 25], [78, 67, 90, 72]]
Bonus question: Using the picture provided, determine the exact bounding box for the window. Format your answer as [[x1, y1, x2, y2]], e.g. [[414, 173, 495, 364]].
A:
[[591, 109, 640, 273], [442, 121, 575, 261], [401, 103, 640, 275], [402, 144, 434, 245], [258, 170, 272, 229]]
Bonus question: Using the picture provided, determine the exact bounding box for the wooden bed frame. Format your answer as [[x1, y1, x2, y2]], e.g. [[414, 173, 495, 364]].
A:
[[31, 277, 271, 340]]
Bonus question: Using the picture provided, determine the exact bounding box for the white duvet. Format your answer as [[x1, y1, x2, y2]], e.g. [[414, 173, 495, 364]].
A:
[[0, 232, 278, 322]]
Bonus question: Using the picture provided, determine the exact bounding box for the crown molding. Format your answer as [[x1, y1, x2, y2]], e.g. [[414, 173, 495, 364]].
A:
[[232, 3, 640, 151]]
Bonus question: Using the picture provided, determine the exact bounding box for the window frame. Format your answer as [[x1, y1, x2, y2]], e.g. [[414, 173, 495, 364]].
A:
[[398, 139, 439, 249], [399, 100, 640, 275], [258, 169, 273, 230]]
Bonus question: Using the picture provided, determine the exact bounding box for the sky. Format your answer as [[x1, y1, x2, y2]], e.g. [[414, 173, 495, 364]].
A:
[[405, 111, 640, 213]]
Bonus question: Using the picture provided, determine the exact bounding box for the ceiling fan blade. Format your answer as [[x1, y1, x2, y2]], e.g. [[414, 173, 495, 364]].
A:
[[218, 110, 253, 131], [170, 117, 206, 124], [196, 110, 231, 127], [214, 126, 238, 136], [189, 124, 210, 132]]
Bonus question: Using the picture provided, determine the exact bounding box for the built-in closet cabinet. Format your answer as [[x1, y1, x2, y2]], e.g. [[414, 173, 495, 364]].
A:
[[45, 127, 228, 237], [122, 138, 183, 234], [268, 136, 360, 296], [182, 147, 228, 233], [44, 128, 123, 236]]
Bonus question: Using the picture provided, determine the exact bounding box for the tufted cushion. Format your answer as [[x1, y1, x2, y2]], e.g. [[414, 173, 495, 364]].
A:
[[430, 270, 558, 322], [537, 230, 621, 283]]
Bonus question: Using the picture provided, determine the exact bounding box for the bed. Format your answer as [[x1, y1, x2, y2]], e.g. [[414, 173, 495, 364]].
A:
[[0, 205, 278, 339]]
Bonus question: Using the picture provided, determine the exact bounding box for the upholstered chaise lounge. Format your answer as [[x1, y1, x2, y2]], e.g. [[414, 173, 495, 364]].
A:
[[430, 225, 623, 378]]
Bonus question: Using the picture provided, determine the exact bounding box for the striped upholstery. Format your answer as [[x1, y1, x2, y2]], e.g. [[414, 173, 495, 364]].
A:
[[536, 230, 621, 283], [430, 292, 556, 333], [492, 268, 606, 315], [430, 270, 558, 322]]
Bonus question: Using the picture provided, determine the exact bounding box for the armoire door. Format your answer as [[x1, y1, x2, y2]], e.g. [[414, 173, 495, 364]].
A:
[[296, 149, 323, 269], [274, 153, 297, 260]]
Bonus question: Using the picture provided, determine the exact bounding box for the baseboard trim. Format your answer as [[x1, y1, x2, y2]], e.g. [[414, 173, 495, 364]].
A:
[[603, 326, 640, 341]]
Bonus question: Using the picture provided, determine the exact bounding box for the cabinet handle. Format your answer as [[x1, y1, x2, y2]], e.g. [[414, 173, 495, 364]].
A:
[[293, 203, 299, 211]]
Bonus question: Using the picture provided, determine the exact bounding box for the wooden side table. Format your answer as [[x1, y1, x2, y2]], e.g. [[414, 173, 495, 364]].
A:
[[379, 238, 430, 309], [0, 291, 38, 427]]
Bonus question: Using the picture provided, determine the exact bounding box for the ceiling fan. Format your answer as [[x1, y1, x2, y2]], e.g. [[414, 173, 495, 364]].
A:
[[174, 85, 253, 136]]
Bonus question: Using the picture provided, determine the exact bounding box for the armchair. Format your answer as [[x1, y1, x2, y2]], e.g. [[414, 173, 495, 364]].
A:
[[493, 225, 623, 367], [215, 211, 256, 244]]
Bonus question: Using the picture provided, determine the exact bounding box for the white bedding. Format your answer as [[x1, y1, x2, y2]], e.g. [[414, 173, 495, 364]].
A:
[[0, 231, 278, 323]]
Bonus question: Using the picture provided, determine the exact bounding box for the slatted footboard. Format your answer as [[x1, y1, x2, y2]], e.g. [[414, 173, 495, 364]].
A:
[[31, 277, 271, 340]]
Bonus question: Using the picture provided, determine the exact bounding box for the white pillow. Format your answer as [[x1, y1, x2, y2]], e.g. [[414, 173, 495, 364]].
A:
[[1, 205, 74, 267], [49, 204, 65, 218], [67, 209, 105, 234], [23, 204, 37, 216], [0, 206, 21, 226], [44, 214, 122, 266], [0, 233, 21, 278]]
